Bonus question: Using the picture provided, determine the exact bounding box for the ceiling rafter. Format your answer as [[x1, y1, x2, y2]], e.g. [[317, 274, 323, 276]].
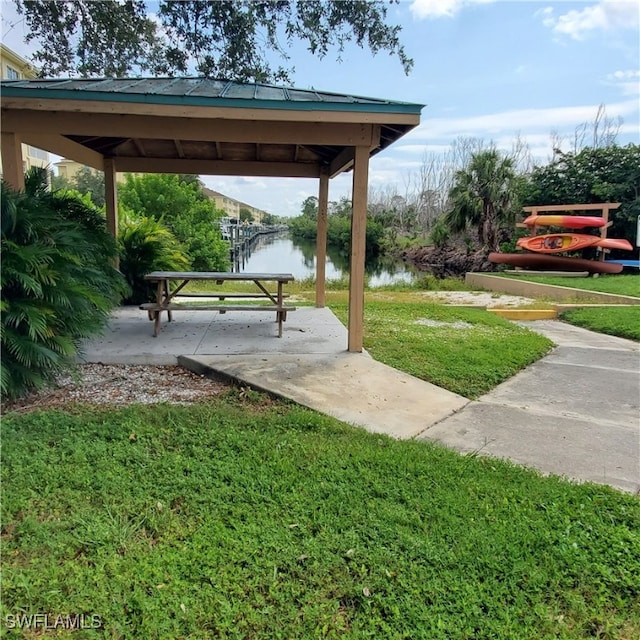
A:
[[132, 139, 146, 156]]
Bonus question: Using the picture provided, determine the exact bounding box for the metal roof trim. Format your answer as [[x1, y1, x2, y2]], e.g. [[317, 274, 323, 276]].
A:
[[0, 79, 425, 115]]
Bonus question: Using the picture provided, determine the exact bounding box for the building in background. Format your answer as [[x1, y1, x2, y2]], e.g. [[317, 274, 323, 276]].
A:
[[0, 44, 50, 176], [54, 158, 88, 182], [54, 157, 132, 184], [202, 187, 268, 223]]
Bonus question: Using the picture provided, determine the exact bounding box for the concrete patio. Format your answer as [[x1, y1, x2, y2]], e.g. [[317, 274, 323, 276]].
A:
[[80, 306, 640, 492], [81, 306, 469, 440]]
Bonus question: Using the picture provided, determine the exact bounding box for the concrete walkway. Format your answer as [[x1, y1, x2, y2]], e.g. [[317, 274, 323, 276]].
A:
[[182, 352, 468, 440], [420, 321, 639, 493], [81, 307, 639, 492]]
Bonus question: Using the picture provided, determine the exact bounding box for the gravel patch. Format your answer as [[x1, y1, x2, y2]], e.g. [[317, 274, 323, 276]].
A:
[[414, 319, 475, 329], [420, 291, 536, 307], [3, 364, 230, 414]]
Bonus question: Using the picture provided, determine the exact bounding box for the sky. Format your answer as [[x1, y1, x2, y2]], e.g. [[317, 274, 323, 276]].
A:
[[2, 0, 639, 218]]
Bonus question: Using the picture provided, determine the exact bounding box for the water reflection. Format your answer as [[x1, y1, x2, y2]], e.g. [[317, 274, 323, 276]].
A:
[[236, 233, 415, 287]]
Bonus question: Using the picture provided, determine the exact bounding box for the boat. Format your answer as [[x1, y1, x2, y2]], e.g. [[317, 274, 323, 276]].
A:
[[605, 259, 640, 269], [516, 233, 601, 253], [523, 215, 606, 229], [595, 238, 633, 251], [488, 252, 623, 274]]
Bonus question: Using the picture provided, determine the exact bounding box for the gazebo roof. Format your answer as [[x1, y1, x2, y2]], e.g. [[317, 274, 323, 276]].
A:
[[1, 77, 423, 178], [1, 76, 424, 352]]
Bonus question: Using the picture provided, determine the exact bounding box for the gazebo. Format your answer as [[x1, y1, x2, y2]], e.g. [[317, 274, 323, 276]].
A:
[[0, 78, 423, 352]]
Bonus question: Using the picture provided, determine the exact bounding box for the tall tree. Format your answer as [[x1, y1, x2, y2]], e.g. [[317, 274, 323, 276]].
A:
[[239, 208, 254, 223], [72, 167, 106, 207], [523, 144, 640, 244], [118, 173, 229, 271], [445, 149, 522, 251], [17, 0, 412, 81]]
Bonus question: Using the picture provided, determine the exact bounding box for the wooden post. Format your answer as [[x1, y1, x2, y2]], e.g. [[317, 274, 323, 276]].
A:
[[1, 132, 25, 191], [347, 146, 369, 352], [103, 158, 119, 269], [316, 168, 329, 307]]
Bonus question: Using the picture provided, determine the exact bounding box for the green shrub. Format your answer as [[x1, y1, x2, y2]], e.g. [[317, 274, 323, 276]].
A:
[[118, 215, 191, 304], [118, 174, 229, 271], [429, 217, 451, 248], [289, 214, 384, 257], [1, 169, 127, 400]]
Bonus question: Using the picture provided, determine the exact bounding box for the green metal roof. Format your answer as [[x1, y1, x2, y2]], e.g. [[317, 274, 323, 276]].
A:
[[0, 77, 424, 114]]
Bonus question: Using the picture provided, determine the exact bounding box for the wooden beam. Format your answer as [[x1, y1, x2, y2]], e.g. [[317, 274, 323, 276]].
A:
[[522, 203, 620, 213], [348, 145, 370, 352], [113, 157, 321, 178], [329, 147, 355, 178], [1, 132, 25, 191], [1, 98, 421, 126], [133, 139, 147, 156], [329, 126, 379, 178], [3, 110, 381, 146], [215, 141, 223, 160], [19, 133, 104, 170], [315, 168, 329, 308], [103, 158, 119, 268]]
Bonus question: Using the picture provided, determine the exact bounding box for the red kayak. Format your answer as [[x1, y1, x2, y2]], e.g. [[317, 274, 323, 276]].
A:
[[523, 215, 606, 229], [488, 252, 623, 274], [517, 234, 601, 253]]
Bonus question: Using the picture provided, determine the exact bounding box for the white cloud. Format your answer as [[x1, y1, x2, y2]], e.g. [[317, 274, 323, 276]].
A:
[[607, 69, 640, 96], [539, 1, 639, 40], [409, 0, 495, 20], [407, 99, 639, 142]]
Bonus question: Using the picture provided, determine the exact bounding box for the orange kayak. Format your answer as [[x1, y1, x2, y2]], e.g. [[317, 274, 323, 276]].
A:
[[523, 215, 606, 229], [595, 238, 633, 251], [517, 234, 601, 253]]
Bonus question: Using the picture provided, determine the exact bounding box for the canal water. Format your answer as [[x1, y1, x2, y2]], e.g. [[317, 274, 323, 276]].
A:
[[235, 233, 416, 286]]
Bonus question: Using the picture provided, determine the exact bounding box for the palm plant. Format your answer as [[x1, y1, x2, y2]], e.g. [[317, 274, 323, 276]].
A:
[[118, 215, 191, 304], [1, 169, 127, 400], [445, 149, 521, 251]]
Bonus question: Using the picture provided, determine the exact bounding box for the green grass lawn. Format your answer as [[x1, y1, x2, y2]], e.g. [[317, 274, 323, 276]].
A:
[[559, 306, 640, 341], [491, 273, 640, 341], [3, 395, 639, 639], [326, 295, 552, 398], [182, 274, 471, 296], [499, 273, 640, 298], [173, 286, 553, 399]]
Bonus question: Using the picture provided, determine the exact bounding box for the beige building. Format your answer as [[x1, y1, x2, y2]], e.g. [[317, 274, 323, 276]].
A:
[[54, 157, 134, 184], [54, 158, 87, 182], [0, 44, 50, 175], [202, 187, 268, 223]]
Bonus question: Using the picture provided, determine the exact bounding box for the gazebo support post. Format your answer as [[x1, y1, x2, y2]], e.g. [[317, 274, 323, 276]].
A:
[[104, 158, 119, 269], [347, 145, 369, 352], [315, 168, 329, 308], [1, 132, 25, 191]]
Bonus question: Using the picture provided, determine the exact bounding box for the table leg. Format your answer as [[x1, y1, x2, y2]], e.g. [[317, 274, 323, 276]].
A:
[[153, 280, 164, 337], [163, 279, 173, 322], [277, 281, 284, 337]]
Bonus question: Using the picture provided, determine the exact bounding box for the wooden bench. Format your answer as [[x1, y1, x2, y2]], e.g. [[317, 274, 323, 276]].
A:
[[141, 271, 296, 337]]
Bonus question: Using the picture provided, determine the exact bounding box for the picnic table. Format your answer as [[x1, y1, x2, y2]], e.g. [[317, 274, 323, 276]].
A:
[[141, 271, 296, 337]]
